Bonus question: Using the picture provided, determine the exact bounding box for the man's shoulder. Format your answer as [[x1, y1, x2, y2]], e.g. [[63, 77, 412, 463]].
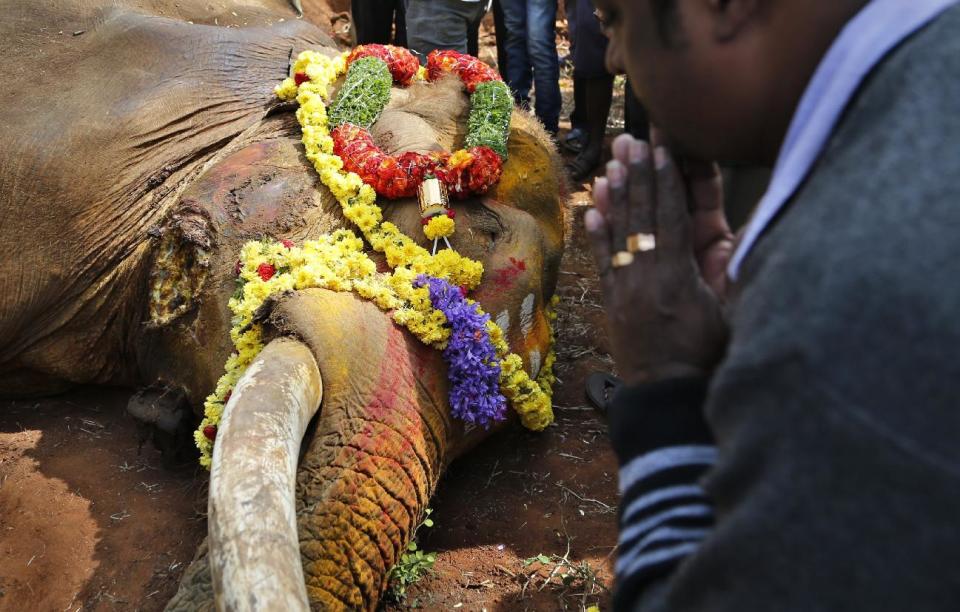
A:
[[730, 5, 960, 373], [741, 3, 960, 290]]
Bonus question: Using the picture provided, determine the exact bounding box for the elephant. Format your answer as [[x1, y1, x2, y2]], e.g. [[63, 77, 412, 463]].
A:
[[0, 0, 566, 609]]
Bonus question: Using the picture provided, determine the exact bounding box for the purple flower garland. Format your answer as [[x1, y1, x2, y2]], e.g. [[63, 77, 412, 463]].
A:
[[416, 275, 507, 428]]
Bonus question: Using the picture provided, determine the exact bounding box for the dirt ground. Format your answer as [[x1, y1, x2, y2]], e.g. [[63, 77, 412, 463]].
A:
[[0, 8, 623, 612]]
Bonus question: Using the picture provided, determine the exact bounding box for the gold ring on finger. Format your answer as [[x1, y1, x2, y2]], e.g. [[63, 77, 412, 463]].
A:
[[627, 232, 656, 253], [611, 251, 635, 268]]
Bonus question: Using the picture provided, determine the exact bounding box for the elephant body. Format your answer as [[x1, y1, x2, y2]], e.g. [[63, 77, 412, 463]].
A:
[[1, 1, 565, 608]]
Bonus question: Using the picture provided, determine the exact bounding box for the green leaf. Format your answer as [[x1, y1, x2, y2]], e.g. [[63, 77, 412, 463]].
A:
[[328, 56, 392, 129], [407, 541, 418, 551], [465, 80, 513, 159], [537, 554, 551, 564], [423, 518, 434, 527]]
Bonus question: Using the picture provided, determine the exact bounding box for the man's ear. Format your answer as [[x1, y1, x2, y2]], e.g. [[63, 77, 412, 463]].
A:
[[707, 0, 760, 42]]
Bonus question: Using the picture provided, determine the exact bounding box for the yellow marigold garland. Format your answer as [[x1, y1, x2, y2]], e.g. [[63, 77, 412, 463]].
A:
[[195, 50, 557, 467]]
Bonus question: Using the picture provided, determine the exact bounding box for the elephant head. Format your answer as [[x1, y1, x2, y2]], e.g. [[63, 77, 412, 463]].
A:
[[148, 53, 567, 610], [0, 3, 565, 608]]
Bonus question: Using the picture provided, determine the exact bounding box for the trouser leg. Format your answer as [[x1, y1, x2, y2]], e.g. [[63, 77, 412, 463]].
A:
[[526, 0, 560, 133], [501, 0, 533, 106], [493, 0, 509, 76], [352, 0, 394, 44], [394, 0, 408, 47], [582, 75, 613, 151], [405, 0, 472, 60], [467, 1, 486, 56]]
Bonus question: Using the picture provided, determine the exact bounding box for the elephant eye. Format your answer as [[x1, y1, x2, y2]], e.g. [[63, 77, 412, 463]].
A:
[[468, 206, 505, 251]]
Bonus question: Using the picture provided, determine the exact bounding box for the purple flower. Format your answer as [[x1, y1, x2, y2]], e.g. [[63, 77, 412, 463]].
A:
[[416, 275, 506, 428]]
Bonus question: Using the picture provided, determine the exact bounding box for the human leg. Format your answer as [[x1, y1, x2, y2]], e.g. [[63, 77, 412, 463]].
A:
[[493, 0, 509, 76], [567, 0, 611, 174], [568, 75, 614, 180], [394, 0, 408, 47], [405, 0, 471, 60], [526, 0, 560, 133], [466, 0, 486, 56], [501, 0, 533, 106], [352, 0, 394, 44]]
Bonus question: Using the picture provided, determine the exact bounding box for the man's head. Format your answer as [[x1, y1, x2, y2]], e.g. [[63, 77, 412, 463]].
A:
[[598, 0, 868, 164]]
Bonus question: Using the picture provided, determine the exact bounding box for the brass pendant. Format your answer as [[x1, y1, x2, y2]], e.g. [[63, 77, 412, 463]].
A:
[[418, 176, 450, 220]]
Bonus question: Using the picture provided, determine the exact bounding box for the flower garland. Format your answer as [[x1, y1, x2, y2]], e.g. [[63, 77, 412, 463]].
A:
[[324, 44, 515, 243], [195, 48, 555, 468], [416, 275, 506, 428]]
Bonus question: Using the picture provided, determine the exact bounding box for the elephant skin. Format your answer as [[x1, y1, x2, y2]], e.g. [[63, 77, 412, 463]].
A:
[[0, 1, 567, 609]]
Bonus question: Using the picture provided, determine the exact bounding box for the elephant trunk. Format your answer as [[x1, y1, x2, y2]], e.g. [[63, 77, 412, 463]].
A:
[[207, 336, 323, 611], [269, 290, 458, 610]]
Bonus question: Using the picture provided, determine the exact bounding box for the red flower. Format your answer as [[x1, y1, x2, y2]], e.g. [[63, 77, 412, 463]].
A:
[[426, 50, 501, 93], [281, 239, 295, 249], [223, 390, 232, 403], [294, 72, 309, 86], [446, 209, 456, 219], [331, 122, 500, 201], [459, 285, 468, 297], [257, 263, 276, 281], [421, 217, 431, 226], [346, 44, 420, 86], [203, 425, 217, 441], [234, 260, 242, 276]]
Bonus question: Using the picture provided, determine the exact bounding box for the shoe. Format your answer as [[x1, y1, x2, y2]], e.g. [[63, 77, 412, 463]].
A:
[[567, 147, 603, 182], [585, 371, 622, 412], [560, 127, 586, 155]]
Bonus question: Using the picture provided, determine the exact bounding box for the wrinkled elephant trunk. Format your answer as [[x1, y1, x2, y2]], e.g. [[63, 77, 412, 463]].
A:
[[274, 290, 458, 610], [166, 289, 469, 611]]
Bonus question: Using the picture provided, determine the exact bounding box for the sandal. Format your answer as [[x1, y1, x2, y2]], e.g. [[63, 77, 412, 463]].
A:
[[585, 371, 622, 412]]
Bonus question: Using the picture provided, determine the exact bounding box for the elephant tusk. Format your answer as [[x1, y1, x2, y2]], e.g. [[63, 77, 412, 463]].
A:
[[208, 337, 322, 612]]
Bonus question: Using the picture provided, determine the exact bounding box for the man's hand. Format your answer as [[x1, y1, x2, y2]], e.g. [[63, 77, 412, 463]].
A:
[[585, 134, 732, 385]]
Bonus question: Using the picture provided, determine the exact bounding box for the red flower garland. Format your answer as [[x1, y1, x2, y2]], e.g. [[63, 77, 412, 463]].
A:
[[332, 124, 503, 200], [426, 49, 502, 93], [332, 47, 507, 200], [346, 44, 420, 86]]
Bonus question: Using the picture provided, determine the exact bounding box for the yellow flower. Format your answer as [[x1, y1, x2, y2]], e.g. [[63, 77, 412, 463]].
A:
[[275, 78, 298, 100], [423, 215, 456, 240], [198, 49, 558, 468], [448, 148, 474, 167]]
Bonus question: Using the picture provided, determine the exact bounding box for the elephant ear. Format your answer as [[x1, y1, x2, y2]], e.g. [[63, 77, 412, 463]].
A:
[[491, 111, 569, 247]]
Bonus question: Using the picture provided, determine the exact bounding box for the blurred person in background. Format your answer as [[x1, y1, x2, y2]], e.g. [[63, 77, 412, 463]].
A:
[[501, 0, 561, 134], [564, 0, 615, 180], [405, 0, 489, 61], [351, 0, 407, 46]]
